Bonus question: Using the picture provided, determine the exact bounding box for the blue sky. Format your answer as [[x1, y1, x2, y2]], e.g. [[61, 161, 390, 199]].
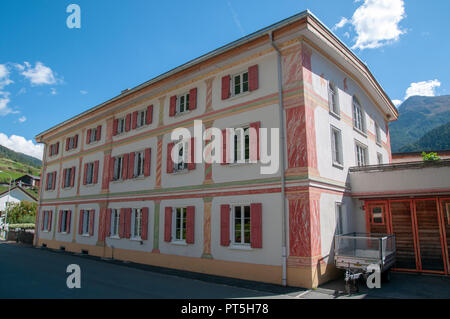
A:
[[0, 0, 449, 159]]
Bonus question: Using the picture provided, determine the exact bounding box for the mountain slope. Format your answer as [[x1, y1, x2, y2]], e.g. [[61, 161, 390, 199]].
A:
[[0, 145, 42, 168], [399, 122, 450, 152], [389, 95, 450, 152], [0, 145, 41, 184]]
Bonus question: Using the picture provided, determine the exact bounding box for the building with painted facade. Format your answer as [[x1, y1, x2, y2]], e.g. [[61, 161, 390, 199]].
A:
[[34, 11, 401, 288]]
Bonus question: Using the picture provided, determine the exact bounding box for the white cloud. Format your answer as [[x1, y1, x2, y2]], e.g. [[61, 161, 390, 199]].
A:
[[0, 64, 13, 89], [404, 79, 441, 100], [392, 99, 402, 107], [18, 116, 26, 123], [227, 1, 245, 36], [334, 0, 406, 50], [20, 61, 58, 85], [0, 133, 43, 159], [0, 91, 13, 116], [50, 88, 57, 95], [80, 90, 88, 95]]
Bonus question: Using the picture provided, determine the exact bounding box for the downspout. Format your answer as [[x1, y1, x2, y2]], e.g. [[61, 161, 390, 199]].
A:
[[269, 31, 288, 287]]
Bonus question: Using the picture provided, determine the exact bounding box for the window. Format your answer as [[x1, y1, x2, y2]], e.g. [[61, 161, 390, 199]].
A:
[[43, 211, 50, 231], [86, 162, 94, 184], [331, 126, 343, 166], [177, 92, 190, 115], [63, 167, 75, 188], [352, 97, 365, 132], [173, 207, 187, 242], [46, 172, 55, 190], [49, 142, 59, 156], [136, 110, 147, 128], [446, 203, 450, 225], [89, 127, 98, 143], [328, 82, 340, 115], [232, 205, 251, 245], [117, 118, 125, 135], [233, 127, 250, 163], [335, 203, 344, 235], [60, 210, 70, 233], [82, 210, 91, 235], [132, 208, 142, 239], [66, 135, 78, 151], [375, 122, 382, 145], [134, 151, 145, 177], [355, 142, 368, 167], [113, 156, 124, 180], [377, 153, 383, 165], [174, 141, 188, 172], [110, 209, 120, 237], [232, 71, 249, 96], [371, 206, 384, 224]]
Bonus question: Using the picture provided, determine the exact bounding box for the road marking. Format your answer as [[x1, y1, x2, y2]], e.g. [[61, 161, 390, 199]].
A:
[[295, 290, 311, 298]]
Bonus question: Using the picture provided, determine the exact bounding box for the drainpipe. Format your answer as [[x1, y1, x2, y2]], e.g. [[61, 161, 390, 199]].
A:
[[269, 31, 288, 287]]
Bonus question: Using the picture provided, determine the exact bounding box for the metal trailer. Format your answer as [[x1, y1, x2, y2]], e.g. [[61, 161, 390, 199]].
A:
[[334, 233, 396, 293]]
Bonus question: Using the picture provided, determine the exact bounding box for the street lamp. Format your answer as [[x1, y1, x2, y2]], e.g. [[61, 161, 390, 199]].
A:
[[0, 171, 13, 234]]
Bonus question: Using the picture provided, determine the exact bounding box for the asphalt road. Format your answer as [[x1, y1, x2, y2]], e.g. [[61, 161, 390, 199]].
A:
[[0, 242, 300, 299]]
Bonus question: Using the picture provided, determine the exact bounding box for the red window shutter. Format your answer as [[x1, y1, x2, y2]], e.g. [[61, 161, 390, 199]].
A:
[[146, 105, 153, 124], [164, 207, 172, 242], [220, 204, 230, 246], [70, 167, 76, 187], [132, 111, 138, 129], [113, 119, 118, 136], [144, 148, 151, 177], [58, 210, 63, 232], [74, 135, 78, 148], [166, 142, 174, 173], [141, 207, 149, 240], [221, 75, 231, 100], [128, 152, 135, 179], [188, 137, 196, 170], [119, 208, 126, 238], [41, 211, 45, 231], [249, 121, 261, 161], [125, 208, 132, 238], [89, 210, 95, 236], [96, 125, 102, 141], [86, 129, 91, 144], [122, 154, 129, 180], [56, 142, 59, 154], [106, 208, 112, 237], [48, 211, 52, 231], [93, 160, 99, 184], [67, 211, 72, 233], [221, 129, 229, 165], [65, 138, 69, 151], [186, 206, 195, 244], [46, 173, 50, 190], [109, 156, 115, 182], [248, 64, 259, 91], [62, 169, 67, 188], [52, 172, 57, 190], [78, 210, 84, 235], [83, 163, 88, 185], [169, 96, 177, 116], [125, 114, 131, 132], [250, 203, 262, 248], [189, 88, 197, 110]]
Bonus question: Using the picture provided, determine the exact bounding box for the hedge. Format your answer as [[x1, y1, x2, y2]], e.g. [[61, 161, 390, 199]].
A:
[[7, 223, 35, 230]]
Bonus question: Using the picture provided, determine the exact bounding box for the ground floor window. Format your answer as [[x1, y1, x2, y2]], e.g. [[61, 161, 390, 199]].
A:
[[132, 208, 142, 239], [82, 210, 91, 235], [173, 207, 187, 241], [232, 205, 251, 245], [110, 209, 120, 237]]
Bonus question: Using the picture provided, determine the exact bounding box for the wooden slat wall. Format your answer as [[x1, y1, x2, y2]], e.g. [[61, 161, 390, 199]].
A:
[[440, 199, 450, 274], [390, 201, 417, 270]]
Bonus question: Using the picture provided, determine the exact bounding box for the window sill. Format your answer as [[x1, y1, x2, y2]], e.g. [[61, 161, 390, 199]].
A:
[[130, 237, 142, 242], [62, 186, 75, 190], [228, 91, 251, 102], [332, 162, 344, 170], [81, 234, 90, 237], [171, 168, 190, 175], [109, 235, 120, 239], [376, 141, 382, 147], [171, 240, 187, 246], [353, 127, 368, 138], [174, 110, 192, 118], [329, 111, 341, 120], [227, 160, 256, 167], [229, 244, 252, 251]]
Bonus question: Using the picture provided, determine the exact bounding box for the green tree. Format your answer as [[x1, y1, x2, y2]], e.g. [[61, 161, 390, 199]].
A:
[[6, 201, 36, 224], [422, 152, 441, 162]]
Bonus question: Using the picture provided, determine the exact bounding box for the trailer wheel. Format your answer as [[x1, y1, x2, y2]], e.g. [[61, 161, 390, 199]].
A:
[[381, 269, 391, 283]]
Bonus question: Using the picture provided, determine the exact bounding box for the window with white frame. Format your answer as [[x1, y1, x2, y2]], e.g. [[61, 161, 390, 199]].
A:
[[232, 126, 250, 163], [61, 210, 70, 233], [90, 127, 98, 143], [352, 97, 365, 132], [64, 167, 74, 188], [232, 205, 251, 245], [331, 126, 343, 166], [377, 152, 383, 165], [43, 211, 50, 231], [46, 173, 54, 190], [232, 71, 249, 96], [82, 210, 91, 235], [67, 136, 77, 150], [136, 109, 147, 128], [110, 209, 120, 237], [174, 141, 188, 172], [177, 92, 190, 115], [375, 122, 382, 144], [86, 162, 94, 184], [335, 203, 344, 235], [117, 118, 125, 135], [355, 142, 368, 167], [173, 207, 187, 242], [328, 82, 340, 115], [113, 156, 124, 180], [134, 151, 145, 177], [132, 208, 142, 239]]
